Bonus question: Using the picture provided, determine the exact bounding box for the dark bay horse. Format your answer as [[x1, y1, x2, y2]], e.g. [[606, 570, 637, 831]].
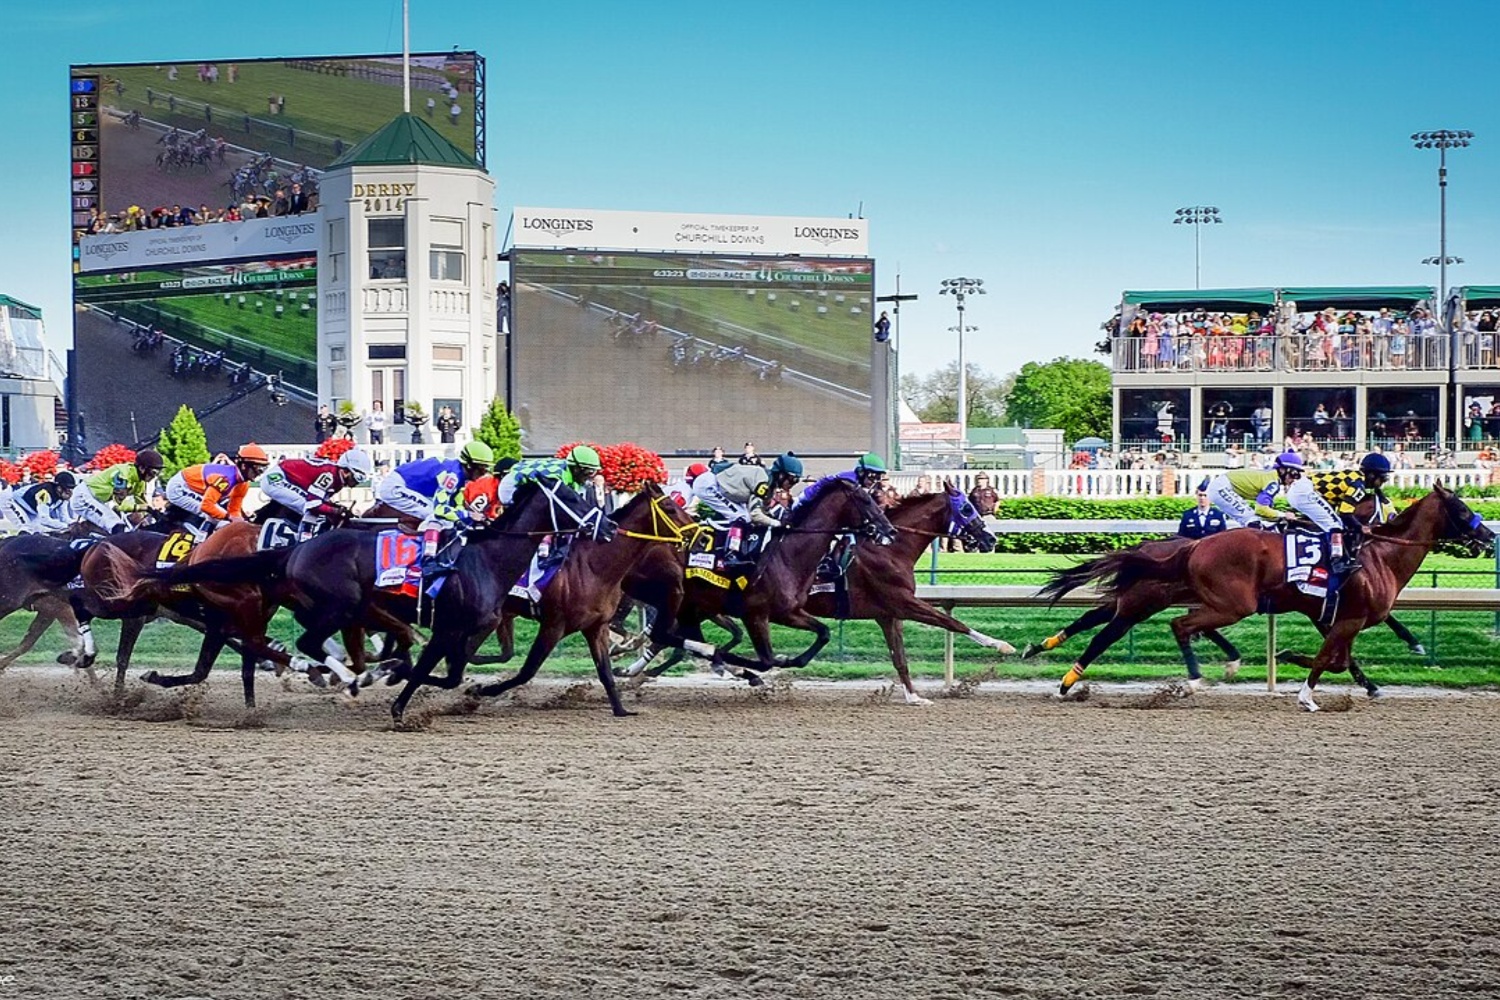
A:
[[1045, 486, 1493, 711], [667, 478, 897, 676], [0, 531, 96, 674], [467, 485, 696, 713]]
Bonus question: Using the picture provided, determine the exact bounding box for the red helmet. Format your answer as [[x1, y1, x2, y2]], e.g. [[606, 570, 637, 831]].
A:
[[686, 462, 709, 480]]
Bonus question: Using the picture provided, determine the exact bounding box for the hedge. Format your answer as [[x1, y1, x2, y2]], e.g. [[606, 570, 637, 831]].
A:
[[988, 496, 1500, 556]]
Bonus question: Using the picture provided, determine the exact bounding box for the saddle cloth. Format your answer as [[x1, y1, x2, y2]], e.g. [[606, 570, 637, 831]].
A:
[[1283, 530, 1330, 599], [685, 523, 768, 573], [510, 549, 565, 604], [154, 530, 200, 571], [256, 518, 299, 551], [374, 530, 421, 592]]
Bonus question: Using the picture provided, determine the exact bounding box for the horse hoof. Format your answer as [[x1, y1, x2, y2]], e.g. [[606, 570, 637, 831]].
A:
[[745, 672, 764, 688], [1020, 643, 1041, 661], [56, 650, 77, 666], [305, 669, 328, 689], [1223, 659, 1242, 681], [995, 640, 1018, 656], [1275, 649, 1298, 665], [142, 670, 161, 685], [1368, 687, 1383, 700], [1410, 644, 1427, 657]]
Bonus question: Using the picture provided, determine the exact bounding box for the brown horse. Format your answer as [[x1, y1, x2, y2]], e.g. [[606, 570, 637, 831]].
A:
[[0, 530, 97, 675], [91, 521, 291, 706], [467, 485, 696, 713], [1047, 486, 1493, 711]]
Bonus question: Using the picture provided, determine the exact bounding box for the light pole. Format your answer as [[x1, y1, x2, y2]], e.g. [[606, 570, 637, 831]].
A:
[[1173, 206, 1222, 289], [940, 277, 984, 452], [1412, 130, 1472, 313]]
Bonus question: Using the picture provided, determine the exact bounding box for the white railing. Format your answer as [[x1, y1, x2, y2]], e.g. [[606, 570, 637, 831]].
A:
[[1045, 469, 1170, 497], [1388, 469, 1493, 490]]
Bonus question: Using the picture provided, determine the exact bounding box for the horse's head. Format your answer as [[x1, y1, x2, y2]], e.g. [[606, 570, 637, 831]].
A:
[[945, 483, 996, 553], [1434, 483, 1495, 556], [786, 477, 894, 545], [615, 482, 695, 544], [498, 480, 617, 543]]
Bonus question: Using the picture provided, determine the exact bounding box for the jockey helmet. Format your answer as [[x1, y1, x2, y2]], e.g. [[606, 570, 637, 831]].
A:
[[135, 448, 164, 474], [111, 473, 130, 492], [1359, 452, 1392, 476], [770, 452, 804, 480], [855, 452, 887, 475], [337, 448, 374, 481], [236, 442, 269, 467], [493, 456, 518, 477], [459, 440, 494, 468], [686, 462, 709, 480], [568, 444, 602, 474], [1273, 451, 1305, 471], [53, 471, 77, 491]]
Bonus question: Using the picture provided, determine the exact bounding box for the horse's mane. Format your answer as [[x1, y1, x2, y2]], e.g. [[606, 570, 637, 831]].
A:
[[1371, 489, 1437, 535], [786, 477, 859, 528], [886, 491, 945, 521]]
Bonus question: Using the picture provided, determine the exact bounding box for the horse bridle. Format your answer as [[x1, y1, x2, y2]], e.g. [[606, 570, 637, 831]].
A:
[[618, 494, 692, 546], [1366, 492, 1491, 555]]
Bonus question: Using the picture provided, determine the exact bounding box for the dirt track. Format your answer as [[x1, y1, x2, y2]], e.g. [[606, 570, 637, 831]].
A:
[[3, 670, 1499, 999]]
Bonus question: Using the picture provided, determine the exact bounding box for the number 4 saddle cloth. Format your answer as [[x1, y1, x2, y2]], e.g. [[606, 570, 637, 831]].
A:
[[1283, 530, 1331, 599]]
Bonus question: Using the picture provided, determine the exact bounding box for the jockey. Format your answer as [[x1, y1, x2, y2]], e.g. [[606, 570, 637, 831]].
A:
[[794, 452, 885, 509], [666, 461, 709, 508], [163, 443, 269, 535], [1203, 451, 1338, 532], [693, 451, 802, 528], [376, 438, 493, 525], [71, 448, 165, 533], [257, 448, 373, 529], [7, 472, 77, 533], [1310, 451, 1394, 572], [498, 444, 602, 505], [461, 474, 501, 523]]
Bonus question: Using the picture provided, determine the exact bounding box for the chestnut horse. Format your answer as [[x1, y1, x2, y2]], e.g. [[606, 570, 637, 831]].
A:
[[1045, 486, 1493, 711]]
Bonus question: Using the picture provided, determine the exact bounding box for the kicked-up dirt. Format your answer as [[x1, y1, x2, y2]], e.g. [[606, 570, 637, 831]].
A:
[[2, 668, 1498, 999]]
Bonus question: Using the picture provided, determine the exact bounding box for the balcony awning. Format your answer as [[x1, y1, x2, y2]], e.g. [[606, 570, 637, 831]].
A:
[[1122, 288, 1277, 312], [1458, 286, 1500, 308], [1279, 286, 1435, 311]]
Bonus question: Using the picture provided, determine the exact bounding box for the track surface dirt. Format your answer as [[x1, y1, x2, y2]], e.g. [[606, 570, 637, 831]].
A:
[[2, 670, 1499, 999]]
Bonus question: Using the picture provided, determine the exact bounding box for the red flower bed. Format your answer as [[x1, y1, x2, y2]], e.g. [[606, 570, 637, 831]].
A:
[[315, 438, 355, 461], [0, 459, 21, 485], [86, 443, 136, 471], [21, 451, 59, 479], [554, 440, 666, 492]]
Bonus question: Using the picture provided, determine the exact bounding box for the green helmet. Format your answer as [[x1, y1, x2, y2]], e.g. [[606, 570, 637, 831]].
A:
[[770, 452, 803, 479], [568, 444, 602, 473], [459, 440, 494, 467], [856, 452, 887, 475]]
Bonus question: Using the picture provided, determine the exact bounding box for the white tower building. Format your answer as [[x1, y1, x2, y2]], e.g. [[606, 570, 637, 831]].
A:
[[316, 113, 496, 444]]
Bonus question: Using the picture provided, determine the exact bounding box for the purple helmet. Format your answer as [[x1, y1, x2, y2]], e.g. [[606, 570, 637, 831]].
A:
[[1273, 450, 1305, 471]]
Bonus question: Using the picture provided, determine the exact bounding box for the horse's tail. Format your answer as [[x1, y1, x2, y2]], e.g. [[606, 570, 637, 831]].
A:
[[1039, 543, 1195, 605], [112, 546, 292, 605]]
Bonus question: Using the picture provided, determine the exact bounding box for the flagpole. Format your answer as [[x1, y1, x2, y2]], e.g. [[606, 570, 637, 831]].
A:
[[402, 0, 411, 113]]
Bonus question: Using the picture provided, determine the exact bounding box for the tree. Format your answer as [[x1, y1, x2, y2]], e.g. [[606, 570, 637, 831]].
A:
[[1003, 357, 1112, 441], [156, 405, 210, 478], [899, 361, 1012, 427], [471, 397, 523, 461]]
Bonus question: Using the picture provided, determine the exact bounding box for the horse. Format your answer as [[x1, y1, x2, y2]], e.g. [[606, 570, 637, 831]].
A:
[[388, 481, 614, 724], [0, 530, 98, 675], [652, 478, 897, 677], [466, 484, 696, 713], [1044, 486, 1494, 711], [85, 520, 292, 706], [1026, 498, 1435, 684]]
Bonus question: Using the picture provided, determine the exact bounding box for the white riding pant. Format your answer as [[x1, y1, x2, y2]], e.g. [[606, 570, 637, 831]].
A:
[[164, 475, 206, 516], [1284, 477, 1341, 531], [69, 489, 124, 532], [258, 477, 313, 517], [374, 472, 433, 519], [1204, 478, 1260, 527]]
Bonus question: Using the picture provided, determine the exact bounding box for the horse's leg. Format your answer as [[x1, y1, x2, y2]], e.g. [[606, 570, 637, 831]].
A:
[[391, 637, 447, 723], [143, 626, 225, 689], [873, 593, 1017, 656], [1169, 606, 1253, 691], [1022, 604, 1113, 659], [113, 616, 145, 695], [1294, 618, 1365, 712], [470, 620, 564, 700], [290, 608, 358, 687], [497, 613, 515, 662], [877, 616, 929, 707], [712, 614, 744, 653], [1058, 612, 1147, 696], [0, 603, 58, 672], [719, 609, 828, 671], [1382, 615, 1425, 656], [585, 622, 634, 717], [1201, 629, 1243, 679]]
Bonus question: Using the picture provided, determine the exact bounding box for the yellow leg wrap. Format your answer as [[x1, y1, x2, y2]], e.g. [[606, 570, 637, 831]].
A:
[[1060, 665, 1084, 693], [1042, 631, 1066, 651]]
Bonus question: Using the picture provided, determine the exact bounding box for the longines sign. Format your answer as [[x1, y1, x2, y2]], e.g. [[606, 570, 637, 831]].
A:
[[512, 207, 869, 256], [78, 215, 319, 272]]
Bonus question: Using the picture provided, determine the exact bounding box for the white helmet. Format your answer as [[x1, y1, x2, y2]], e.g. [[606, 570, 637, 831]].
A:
[[336, 448, 374, 481]]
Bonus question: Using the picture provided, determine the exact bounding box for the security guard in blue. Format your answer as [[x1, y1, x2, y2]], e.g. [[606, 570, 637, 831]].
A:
[[1180, 482, 1229, 539]]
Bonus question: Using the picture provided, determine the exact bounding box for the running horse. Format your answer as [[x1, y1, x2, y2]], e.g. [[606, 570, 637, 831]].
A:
[[1044, 485, 1493, 711], [90, 521, 292, 706], [467, 484, 696, 713], [1028, 497, 1435, 685]]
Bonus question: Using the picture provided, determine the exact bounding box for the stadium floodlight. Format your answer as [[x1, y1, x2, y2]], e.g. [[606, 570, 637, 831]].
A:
[[1412, 130, 1473, 342], [1422, 256, 1464, 266], [940, 277, 986, 450], [1172, 206, 1223, 289]]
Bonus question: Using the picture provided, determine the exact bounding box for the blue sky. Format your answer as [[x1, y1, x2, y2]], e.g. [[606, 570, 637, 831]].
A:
[[5, 0, 1498, 382]]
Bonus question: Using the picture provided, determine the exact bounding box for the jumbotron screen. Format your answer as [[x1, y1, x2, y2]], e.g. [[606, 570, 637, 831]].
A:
[[68, 53, 483, 242], [509, 250, 876, 454]]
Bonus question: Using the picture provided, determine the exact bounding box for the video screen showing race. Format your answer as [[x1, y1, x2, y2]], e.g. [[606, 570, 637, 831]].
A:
[[72, 256, 316, 450], [69, 53, 482, 241], [510, 251, 875, 454]]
